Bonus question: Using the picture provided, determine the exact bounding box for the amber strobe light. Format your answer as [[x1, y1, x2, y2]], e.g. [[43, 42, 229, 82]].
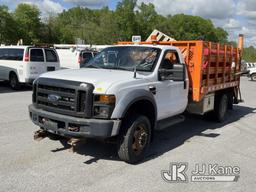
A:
[[151, 35, 157, 42]]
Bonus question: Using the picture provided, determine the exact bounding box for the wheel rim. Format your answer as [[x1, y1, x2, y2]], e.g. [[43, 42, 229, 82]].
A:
[[132, 123, 148, 155], [220, 95, 228, 119], [252, 75, 256, 81], [10, 76, 16, 88]]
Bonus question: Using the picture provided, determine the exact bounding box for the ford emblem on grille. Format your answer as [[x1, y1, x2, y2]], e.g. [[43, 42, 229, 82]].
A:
[[47, 94, 61, 105]]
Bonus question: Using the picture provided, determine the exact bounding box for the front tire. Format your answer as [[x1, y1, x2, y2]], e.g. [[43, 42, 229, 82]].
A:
[[117, 115, 151, 164], [9, 73, 20, 90], [251, 73, 256, 81]]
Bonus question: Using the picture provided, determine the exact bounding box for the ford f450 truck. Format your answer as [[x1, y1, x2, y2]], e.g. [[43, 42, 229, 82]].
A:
[[29, 35, 244, 163]]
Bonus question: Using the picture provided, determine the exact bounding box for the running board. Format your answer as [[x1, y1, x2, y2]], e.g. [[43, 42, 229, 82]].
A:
[[156, 115, 185, 131]]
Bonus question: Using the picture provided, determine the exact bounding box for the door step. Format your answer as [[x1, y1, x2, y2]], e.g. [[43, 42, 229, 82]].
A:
[[156, 115, 185, 131]]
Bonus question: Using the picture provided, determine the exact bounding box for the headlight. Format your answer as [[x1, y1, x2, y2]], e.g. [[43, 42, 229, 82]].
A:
[[93, 95, 116, 119]]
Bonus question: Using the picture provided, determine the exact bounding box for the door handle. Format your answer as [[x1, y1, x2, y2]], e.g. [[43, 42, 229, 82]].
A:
[[149, 85, 156, 95]]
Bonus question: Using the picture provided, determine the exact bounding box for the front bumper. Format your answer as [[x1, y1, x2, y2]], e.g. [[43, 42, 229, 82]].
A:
[[29, 104, 121, 138]]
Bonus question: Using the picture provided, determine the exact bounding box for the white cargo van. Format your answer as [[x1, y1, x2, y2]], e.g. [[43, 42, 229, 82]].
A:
[[0, 46, 60, 89], [55, 47, 97, 69]]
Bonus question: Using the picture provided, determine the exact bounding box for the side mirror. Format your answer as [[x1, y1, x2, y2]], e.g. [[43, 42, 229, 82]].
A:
[[158, 63, 186, 81]]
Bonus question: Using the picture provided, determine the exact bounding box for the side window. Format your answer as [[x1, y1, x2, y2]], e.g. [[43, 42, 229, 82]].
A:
[[0, 49, 4, 60], [30, 49, 44, 62], [9, 49, 24, 61], [159, 50, 184, 81], [93, 52, 98, 57], [82, 52, 93, 60], [0, 49, 23, 61], [45, 49, 58, 62], [160, 51, 180, 69]]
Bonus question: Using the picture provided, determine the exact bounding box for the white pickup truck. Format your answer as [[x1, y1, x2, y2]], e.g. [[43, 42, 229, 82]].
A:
[[248, 67, 256, 81], [29, 41, 242, 163]]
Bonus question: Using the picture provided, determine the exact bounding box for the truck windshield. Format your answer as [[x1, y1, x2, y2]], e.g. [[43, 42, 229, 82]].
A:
[[81, 46, 161, 72]]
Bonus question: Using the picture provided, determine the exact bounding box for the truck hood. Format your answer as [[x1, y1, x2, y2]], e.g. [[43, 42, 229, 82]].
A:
[[39, 68, 145, 94]]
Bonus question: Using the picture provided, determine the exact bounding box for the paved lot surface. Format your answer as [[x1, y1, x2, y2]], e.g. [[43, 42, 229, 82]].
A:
[[0, 77, 256, 192]]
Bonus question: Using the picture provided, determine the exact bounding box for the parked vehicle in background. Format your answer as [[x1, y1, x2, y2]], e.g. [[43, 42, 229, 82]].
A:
[[248, 67, 256, 81], [241, 61, 256, 80], [79, 50, 98, 68], [247, 63, 256, 68], [54, 44, 106, 69], [241, 60, 248, 74], [0, 46, 60, 89], [29, 34, 244, 164], [242, 61, 256, 72]]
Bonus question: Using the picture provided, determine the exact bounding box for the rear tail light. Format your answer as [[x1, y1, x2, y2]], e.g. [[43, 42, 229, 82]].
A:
[[24, 51, 29, 62], [78, 56, 82, 64]]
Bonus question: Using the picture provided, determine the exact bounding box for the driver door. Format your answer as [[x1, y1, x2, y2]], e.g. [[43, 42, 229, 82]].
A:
[[155, 50, 188, 120]]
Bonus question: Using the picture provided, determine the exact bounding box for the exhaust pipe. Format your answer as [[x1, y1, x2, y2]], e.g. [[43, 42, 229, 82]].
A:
[[238, 34, 244, 55]]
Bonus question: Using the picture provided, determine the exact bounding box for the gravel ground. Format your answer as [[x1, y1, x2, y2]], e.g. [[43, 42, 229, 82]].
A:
[[0, 77, 255, 192]]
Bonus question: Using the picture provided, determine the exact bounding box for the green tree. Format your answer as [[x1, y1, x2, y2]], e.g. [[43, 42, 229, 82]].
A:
[[86, 7, 119, 44], [0, 6, 19, 44], [243, 46, 256, 62], [115, 0, 138, 41], [40, 15, 60, 44], [13, 4, 41, 44], [135, 3, 160, 40], [156, 14, 228, 42], [214, 27, 228, 43], [52, 7, 94, 43], [5, 2, 229, 45], [51, 6, 119, 44]]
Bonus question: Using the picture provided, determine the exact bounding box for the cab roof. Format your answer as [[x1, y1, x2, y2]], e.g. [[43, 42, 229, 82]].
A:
[[108, 44, 180, 51], [0, 45, 31, 49], [0, 45, 53, 49]]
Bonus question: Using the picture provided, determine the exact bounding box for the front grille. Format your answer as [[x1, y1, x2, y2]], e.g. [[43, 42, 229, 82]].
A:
[[37, 84, 76, 111], [34, 78, 94, 118]]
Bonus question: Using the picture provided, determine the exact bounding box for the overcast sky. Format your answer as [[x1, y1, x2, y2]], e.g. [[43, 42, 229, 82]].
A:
[[0, 0, 255, 47]]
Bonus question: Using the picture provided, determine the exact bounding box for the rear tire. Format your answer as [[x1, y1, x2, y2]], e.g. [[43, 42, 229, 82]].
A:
[[117, 115, 151, 164], [251, 73, 256, 81], [213, 93, 228, 122], [227, 91, 234, 110], [9, 73, 20, 90]]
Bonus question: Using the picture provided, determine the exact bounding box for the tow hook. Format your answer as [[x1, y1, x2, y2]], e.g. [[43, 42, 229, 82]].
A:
[[34, 129, 48, 141], [67, 138, 86, 152], [33, 130, 86, 152]]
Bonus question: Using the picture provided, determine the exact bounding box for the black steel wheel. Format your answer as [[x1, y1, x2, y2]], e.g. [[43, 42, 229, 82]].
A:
[[117, 115, 151, 164]]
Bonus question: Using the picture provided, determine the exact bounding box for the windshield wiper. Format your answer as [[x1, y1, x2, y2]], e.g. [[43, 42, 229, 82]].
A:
[[117, 67, 133, 71], [83, 63, 102, 69]]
